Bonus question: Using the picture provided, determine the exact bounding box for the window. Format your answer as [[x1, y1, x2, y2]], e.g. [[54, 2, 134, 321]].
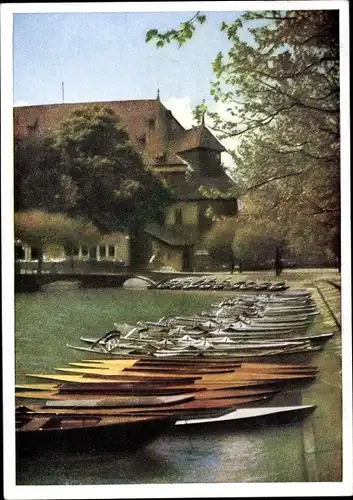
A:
[[108, 245, 115, 257], [31, 248, 40, 260], [81, 244, 89, 257], [88, 247, 97, 260], [15, 244, 25, 260], [175, 208, 183, 225], [99, 245, 106, 258]]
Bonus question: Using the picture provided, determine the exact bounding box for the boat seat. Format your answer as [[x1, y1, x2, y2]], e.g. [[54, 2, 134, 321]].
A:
[[20, 417, 53, 431]]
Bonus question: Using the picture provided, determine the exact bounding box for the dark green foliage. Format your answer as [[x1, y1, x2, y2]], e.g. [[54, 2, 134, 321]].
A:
[[14, 137, 65, 213], [15, 105, 171, 235]]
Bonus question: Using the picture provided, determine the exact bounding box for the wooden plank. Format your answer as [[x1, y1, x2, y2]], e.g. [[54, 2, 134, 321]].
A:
[[18, 417, 52, 431], [16, 387, 279, 402], [53, 367, 203, 379], [16, 383, 58, 391], [25, 373, 199, 384], [53, 364, 318, 379], [16, 395, 270, 416], [25, 371, 316, 385], [68, 362, 238, 374], [16, 393, 196, 405]]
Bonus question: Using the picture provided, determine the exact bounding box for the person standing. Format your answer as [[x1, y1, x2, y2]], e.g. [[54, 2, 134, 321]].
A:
[[275, 246, 282, 276]]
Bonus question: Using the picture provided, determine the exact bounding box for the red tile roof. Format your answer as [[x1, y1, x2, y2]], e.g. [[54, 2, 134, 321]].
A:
[[14, 99, 186, 166], [13, 99, 226, 167]]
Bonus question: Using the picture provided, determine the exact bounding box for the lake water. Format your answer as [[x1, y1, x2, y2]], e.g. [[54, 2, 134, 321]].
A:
[[11, 284, 343, 492]]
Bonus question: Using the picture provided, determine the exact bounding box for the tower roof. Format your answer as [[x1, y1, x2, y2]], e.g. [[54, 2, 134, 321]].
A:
[[172, 124, 226, 154]]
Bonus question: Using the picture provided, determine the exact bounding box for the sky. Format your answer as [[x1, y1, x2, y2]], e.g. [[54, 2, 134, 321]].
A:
[[13, 10, 243, 123], [11, 2, 350, 167]]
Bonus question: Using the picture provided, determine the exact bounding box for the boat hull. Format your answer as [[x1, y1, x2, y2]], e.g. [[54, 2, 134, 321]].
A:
[[16, 412, 174, 455], [174, 405, 317, 432]]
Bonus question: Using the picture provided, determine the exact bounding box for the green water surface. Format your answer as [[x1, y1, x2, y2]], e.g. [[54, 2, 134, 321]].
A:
[[13, 284, 342, 485]]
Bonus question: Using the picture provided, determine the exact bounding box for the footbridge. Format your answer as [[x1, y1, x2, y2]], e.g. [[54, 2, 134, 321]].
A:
[[15, 270, 190, 292]]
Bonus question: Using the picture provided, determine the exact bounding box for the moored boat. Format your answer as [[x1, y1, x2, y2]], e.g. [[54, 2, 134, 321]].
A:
[[16, 405, 176, 455], [174, 404, 317, 429]]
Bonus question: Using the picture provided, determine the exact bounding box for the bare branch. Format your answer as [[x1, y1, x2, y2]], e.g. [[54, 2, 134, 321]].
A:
[[253, 57, 337, 81], [225, 103, 298, 137], [239, 172, 303, 196], [254, 77, 339, 114]]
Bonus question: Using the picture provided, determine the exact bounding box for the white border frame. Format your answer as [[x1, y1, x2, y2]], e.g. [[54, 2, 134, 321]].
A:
[[2, 2, 351, 498]]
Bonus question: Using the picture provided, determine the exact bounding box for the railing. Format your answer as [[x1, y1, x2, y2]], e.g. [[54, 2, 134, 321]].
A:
[[16, 259, 128, 275]]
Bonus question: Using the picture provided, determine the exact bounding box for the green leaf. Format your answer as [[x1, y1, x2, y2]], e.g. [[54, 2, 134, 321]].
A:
[[145, 29, 158, 42], [197, 15, 206, 24]]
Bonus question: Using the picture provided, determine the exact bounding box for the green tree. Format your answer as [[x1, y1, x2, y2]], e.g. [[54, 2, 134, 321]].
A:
[[232, 203, 285, 272], [202, 211, 285, 273], [14, 211, 101, 273], [202, 216, 236, 270], [15, 105, 172, 267], [54, 105, 171, 267], [146, 10, 340, 267], [14, 137, 70, 213]]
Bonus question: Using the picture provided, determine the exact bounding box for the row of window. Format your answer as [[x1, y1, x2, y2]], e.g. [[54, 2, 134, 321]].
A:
[[15, 244, 117, 260], [80, 245, 116, 258]]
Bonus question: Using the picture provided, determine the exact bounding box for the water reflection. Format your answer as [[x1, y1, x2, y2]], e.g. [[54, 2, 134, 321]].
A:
[[16, 421, 306, 485]]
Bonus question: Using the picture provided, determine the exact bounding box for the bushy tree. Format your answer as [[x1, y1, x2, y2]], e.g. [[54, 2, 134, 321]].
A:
[[202, 216, 236, 269], [202, 210, 285, 272], [232, 202, 285, 271], [53, 105, 170, 232], [146, 10, 340, 267], [15, 105, 172, 267], [14, 211, 101, 272], [14, 137, 69, 213]]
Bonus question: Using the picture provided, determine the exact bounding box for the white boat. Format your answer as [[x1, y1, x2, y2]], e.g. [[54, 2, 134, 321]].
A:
[[175, 404, 316, 426]]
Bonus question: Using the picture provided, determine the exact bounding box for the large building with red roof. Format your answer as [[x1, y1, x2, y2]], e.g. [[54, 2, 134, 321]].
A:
[[14, 96, 237, 270]]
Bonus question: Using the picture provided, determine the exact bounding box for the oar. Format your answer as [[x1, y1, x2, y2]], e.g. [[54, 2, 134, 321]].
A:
[[90, 329, 121, 352]]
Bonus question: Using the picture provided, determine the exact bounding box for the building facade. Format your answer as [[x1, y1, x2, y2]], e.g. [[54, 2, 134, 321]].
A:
[[14, 96, 237, 270]]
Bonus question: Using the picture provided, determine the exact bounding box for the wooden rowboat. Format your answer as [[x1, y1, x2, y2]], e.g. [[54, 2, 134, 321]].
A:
[[15, 392, 195, 406], [43, 391, 278, 409], [15, 395, 275, 420], [15, 387, 280, 404], [77, 358, 319, 370], [26, 368, 317, 383], [16, 405, 175, 455], [69, 360, 319, 376], [15, 378, 296, 394]]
